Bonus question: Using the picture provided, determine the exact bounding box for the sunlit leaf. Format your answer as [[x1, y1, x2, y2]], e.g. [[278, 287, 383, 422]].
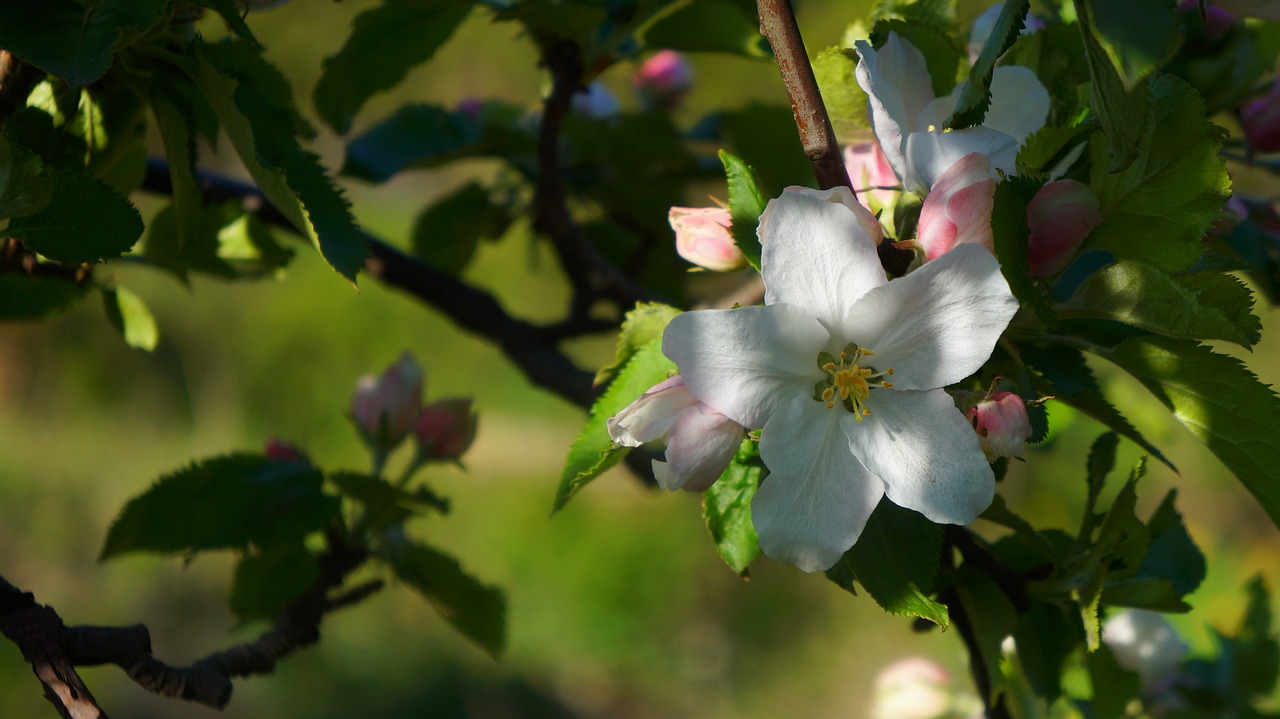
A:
[[703, 441, 762, 576], [101, 285, 158, 351], [595, 302, 681, 387], [718, 150, 765, 271], [849, 499, 949, 627]]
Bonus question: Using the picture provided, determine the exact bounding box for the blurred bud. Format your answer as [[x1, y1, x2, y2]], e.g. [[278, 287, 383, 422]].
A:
[[415, 398, 478, 461], [1026, 179, 1103, 277], [917, 153, 998, 262], [264, 438, 306, 463], [845, 142, 900, 212], [571, 83, 621, 120], [351, 352, 424, 452], [1179, 0, 1237, 39], [1241, 79, 1280, 153], [633, 50, 693, 110], [965, 391, 1033, 462], [1103, 610, 1189, 694], [968, 3, 1045, 64], [608, 376, 745, 492], [871, 657, 954, 719], [669, 206, 746, 271]]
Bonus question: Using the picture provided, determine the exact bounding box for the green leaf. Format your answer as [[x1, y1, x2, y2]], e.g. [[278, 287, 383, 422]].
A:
[[1056, 261, 1259, 347], [193, 40, 367, 282], [1087, 0, 1180, 91], [381, 541, 506, 657], [0, 0, 167, 86], [954, 564, 1016, 701], [718, 150, 765, 271], [946, 0, 1031, 131], [1230, 577, 1279, 698], [101, 285, 158, 351], [1082, 74, 1228, 272], [553, 339, 675, 513], [149, 81, 206, 262], [314, 0, 471, 134], [595, 302, 682, 386], [812, 46, 870, 139], [992, 178, 1056, 324], [145, 203, 295, 281], [849, 499, 949, 627], [1179, 272, 1262, 347], [634, 0, 770, 57], [1082, 432, 1119, 541], [1136, 490, 1206, 598], [1086, 642, 1142, 719], [703, 441, 762, 576], [1105, 336, 1280, 534], [1072, 0, 1149, 172], [100, 453, 340, 559], [0, 273, 87, 321], [1013, 600, 1079, 703], [0, 134, 54, 219], [329, 471, 448, 531], [230, 544, 320, 624], [411, 181, 511, 274], [7, 170, 142, 264], [194, 0, 259, 44], [1016, 121, 1094, 178]]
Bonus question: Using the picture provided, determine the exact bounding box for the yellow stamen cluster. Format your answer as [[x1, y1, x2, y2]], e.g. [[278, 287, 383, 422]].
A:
[[819, 346, 894, 421]]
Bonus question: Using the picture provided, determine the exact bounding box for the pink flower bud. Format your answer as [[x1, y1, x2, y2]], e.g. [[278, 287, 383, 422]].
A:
[[669, 206, 747, 271], [351, 353, 424, 451], [1179, 0, 1236, 39], [845, 142, 900, 212], [1026, 179, 1103, 277], [917, 153, 998, 262], [965, 391, 1032, 462], [632, 50, 693, 110], [607, 376, 745, 491], [414, 398, 477, 461], [263, 438, 305, 463], [1241, 79, 1280, 153]]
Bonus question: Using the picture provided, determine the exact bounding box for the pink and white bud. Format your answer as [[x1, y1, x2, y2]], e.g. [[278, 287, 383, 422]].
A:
[[669, 206, 746, 271], [965, 391, 1032, 462], [607, 376, 745, 492], [633, 50, 693, 110], [1026, 179, 1103, 277], [351, 353, 424, 451], [571, 82, 621, 120], [264, 438, 306, 463], [917, 153, 998, 262], [414, 398, 478, 461], [1103, 610, 1189, 694], [871, 657, 954, 719], [845, 142, 900, 212], [1241, 79, 1280, 153]]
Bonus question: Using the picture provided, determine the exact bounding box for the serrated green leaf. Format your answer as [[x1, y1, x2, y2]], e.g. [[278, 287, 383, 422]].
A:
[[1231, 576, 1279, 698], [718, 150, 764, 271], [634, 0, 770, 57], [870, 0, 957, 33], [314, 0, 471, 134], [1088, 0, 1180, 91], [946, 0, 1030, 131], [329, 471, 448, 531], [149, 81, 206, 260], [992, 178, 1056, 325], [1072, 0, 1149, 172], [596, 302, 682, 386], [1014, 601, 1079, 703], [100, 453, 340, 559], [1179, 272, 1262, 347], [0, 134, 53, 219], [1016, 122, 1093, 177], [1136, 490, 1206, 599], [553, 339, 675, 513], [145, 202, 294, 281], [955, 564, 1015, 701], [101, 285, 157, 351], [0, 0, 167, 85], [703, 442, 762, 576], [1082, 75, 1229, 273], [849, 499, 949, 627], [1086, 642, 1142, 719], [7, 170, 142, 264], [381, 541, 506, 657], [812, 46, 870, 139], [411, 181, 511, 275], [1082, 432, 1119, 540], [0, 273, 88, 321], [230, 544, 320, 624], [1105, 336, 1280, 534]]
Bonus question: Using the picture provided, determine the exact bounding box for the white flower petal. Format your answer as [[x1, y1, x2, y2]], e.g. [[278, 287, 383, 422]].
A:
[[663, 304, 827, 428], [607, 376, 696, 446], [847, 389, 994, 525], [662, 405, 747, 492], [855, 33, 936, 188], [753, 396, 886, 572], [760, 188, 887, 326], [987, 66, 1050, 145], [903, 128, 1018, 193], [843, 244, 1018, 390]]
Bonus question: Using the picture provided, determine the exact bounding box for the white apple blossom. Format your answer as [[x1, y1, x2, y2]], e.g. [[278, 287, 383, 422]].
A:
[[661, 187, 1019, 571], [854, 32, 1049, 194]]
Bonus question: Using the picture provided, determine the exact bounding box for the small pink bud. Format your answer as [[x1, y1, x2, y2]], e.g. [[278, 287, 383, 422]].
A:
[[632, 50, 693, 110], [571, 82, 621, 120], [1026, 179, 1103, 277], [669, 206, 746, 271], [414, 398, 478, 461], [1241, 79, 1280, 153], [264, 438, 305, 463], [965, 391, 1033, 462], [844, 142, 900, 212], [351, 352, 424, 451], [917, 153, 998, 262]]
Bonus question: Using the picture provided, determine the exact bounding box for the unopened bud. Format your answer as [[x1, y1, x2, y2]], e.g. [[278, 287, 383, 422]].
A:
[[965, 391, 1032, 462], [669, 206, 746, 272], [571, 82, 621, 120], [1026, 179, 1102, 277], [1241, 79, 1280, 153], [917, 153, 998, 262], [845, 142, 900, 213], [264, 438, 306, 463], [415, 398, 478, 461], [351, 352, 424, 452], [633, 50, 693, 110], [1179, 0, 1237, 39], [1102, 610, 1189, 694]]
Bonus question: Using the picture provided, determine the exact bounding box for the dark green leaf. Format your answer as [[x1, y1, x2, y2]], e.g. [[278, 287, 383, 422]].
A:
[[634, 0, 769, 57], [870, 0, 956, 28], [0, 134, 54, 219], [1106, 337, 1280, 533], [381, 541, 506, 657], [195, 0, 259, 44], [1135, 490, 1206, 598], [1231, 577, 1279, 698], [812, 46, 870, 139], [703, 441, 762, 576], [149, 81, 206, 261], [1072, 0, 1149, 172], [7, 170, 142, 264], [314, 0, 472, 134], [1014, 600, 1080, 703], [946, 0, 1030, 131], [1101, 578, 1189, 612], [1015, 121, 1093, 178], [1088, 0, 1180, 90], [1087, 642, 1142, 719], [849, 499, 949, 627], [954, 564, 1016, 701], [101, 285, 158, 351], [0, 0, 167, 85], [553, 339, 675, 512], [716, 105, 814, 191], [100, 453, 340, 559], [1178, 272, 1262, 347], [718, 149, 764, 271], [1082, 432, 1119, 541], [230, 544, 320, 623], [0, 273, 87, 320], [595, 302, 681, 386], [144, 203, 294, 281], [411, 182, 511, 274], [329, 471, 448, 531], [992, 178, 1056, 324]]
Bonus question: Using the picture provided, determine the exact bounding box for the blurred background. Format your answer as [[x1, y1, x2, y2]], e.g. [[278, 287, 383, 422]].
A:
[[2, 1, 1278, 716]]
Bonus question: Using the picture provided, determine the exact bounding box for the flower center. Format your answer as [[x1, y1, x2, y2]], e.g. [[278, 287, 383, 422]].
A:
[[813, 343, 894, 421]]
